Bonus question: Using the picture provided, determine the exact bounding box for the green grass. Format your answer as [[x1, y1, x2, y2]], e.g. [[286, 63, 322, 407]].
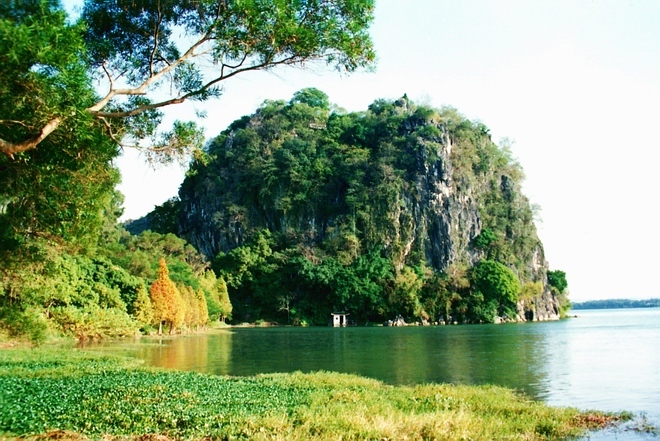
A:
[[0, 348, 626, 440]]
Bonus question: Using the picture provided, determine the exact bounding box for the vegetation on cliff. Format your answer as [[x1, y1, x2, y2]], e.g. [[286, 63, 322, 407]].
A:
[[168, 89, 569, 325]]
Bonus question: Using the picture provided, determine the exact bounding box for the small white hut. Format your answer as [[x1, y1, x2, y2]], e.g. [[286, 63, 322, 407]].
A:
[[329, 312, 349, 327]]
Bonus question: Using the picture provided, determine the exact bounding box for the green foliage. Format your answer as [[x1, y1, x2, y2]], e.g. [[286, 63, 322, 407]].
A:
[[419, 264, 470, 323], [1, 0, 375, 164], [0, 0, 91, 149], [146, 197, 181, 235], [99, 228, 209, 285], [546, 270, 569, 316], [466, 292, 499, 323], [214, 230, 274, 289], [0, 2, 136, 339], [213, 229, 395, 324], [0, 216, 219, 340], [83, 0, 375, 82], [0, 0, 121, 250], [472, 260, 521, 316], [0, 349, 625, 440], [520, 281, 544, 301], [390, 266, 425, 319], [198, 271, 220, 320], [0, 306, 49, 344], [132, 285, 153, 328], [196, 288, 209, 327], [213, 277, 233, 323], [290, 88, 331, 110], [547, 270, 568, 294], [75, 0, 374, 162], [474, 228, 497, 251], [1, 240, 142, 312], [180, 284, 200, 330], [50, 305, 138, 339]]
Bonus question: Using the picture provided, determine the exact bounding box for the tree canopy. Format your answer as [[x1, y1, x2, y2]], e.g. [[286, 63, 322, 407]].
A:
[[547, 270, 568, 294], [0, 0, 375, 161]]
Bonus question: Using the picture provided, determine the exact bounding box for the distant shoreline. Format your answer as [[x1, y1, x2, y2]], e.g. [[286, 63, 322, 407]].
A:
[[571, 298, 660, 310]]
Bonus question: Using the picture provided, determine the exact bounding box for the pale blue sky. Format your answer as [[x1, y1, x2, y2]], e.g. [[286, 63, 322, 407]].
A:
[[63, 0, 660, 301]]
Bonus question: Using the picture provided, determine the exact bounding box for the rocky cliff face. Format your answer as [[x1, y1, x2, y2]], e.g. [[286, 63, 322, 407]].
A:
[[180, 107, 479, 270], [516, 247, 561, 321], [401, 131, 481, 271], [176, 92, 562, 323]]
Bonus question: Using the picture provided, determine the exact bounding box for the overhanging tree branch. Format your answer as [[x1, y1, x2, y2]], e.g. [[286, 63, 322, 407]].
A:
[[87, 34, 212, 113], [90, 53, 300, 119], [1, 0, 375, 160]]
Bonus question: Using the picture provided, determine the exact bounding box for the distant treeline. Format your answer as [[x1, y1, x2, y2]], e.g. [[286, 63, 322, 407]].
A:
[[571, 299, 660, 310]]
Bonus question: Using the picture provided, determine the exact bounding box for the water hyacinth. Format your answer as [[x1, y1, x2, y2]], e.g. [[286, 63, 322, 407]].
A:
[[0, 348, 625, 440]]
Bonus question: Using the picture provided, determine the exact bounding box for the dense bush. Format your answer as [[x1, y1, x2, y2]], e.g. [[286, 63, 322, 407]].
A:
[[547, 270, 568, 294], [0, 229, 225, 341]]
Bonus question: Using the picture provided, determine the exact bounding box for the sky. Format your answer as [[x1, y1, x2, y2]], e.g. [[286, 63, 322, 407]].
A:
[[63, 0, 660, 302]]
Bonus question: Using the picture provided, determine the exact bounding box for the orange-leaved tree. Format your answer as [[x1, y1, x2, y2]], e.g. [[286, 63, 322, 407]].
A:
[[149, 258, 184, 335]]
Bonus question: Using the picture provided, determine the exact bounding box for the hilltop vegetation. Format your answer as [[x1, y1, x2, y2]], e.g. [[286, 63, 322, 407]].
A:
[[145, 89, 569, 326]]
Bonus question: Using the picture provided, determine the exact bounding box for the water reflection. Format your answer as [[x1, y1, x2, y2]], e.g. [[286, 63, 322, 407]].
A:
[[115, 324, 548, 398], [95, 331, 234, 376]]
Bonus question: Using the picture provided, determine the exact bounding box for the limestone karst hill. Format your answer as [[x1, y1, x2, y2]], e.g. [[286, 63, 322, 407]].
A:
[[142, 89, 568, 325]]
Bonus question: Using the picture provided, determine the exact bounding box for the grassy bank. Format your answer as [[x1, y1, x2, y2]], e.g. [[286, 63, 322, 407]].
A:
[[0, 348, 624, 440]]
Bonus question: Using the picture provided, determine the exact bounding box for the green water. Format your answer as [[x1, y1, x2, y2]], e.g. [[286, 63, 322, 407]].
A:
[[127, 325, 546, 394]]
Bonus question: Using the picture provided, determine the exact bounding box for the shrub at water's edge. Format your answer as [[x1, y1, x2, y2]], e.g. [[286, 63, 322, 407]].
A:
[[0, 230, 232, 343], [0, 348, 628, 441]]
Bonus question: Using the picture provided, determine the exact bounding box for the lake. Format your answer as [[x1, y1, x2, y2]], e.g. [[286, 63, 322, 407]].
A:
[[92, 308, 660, 440]]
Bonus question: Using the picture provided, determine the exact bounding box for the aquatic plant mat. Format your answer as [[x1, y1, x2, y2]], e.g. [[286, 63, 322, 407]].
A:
[[0, 348, 626, 440]]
